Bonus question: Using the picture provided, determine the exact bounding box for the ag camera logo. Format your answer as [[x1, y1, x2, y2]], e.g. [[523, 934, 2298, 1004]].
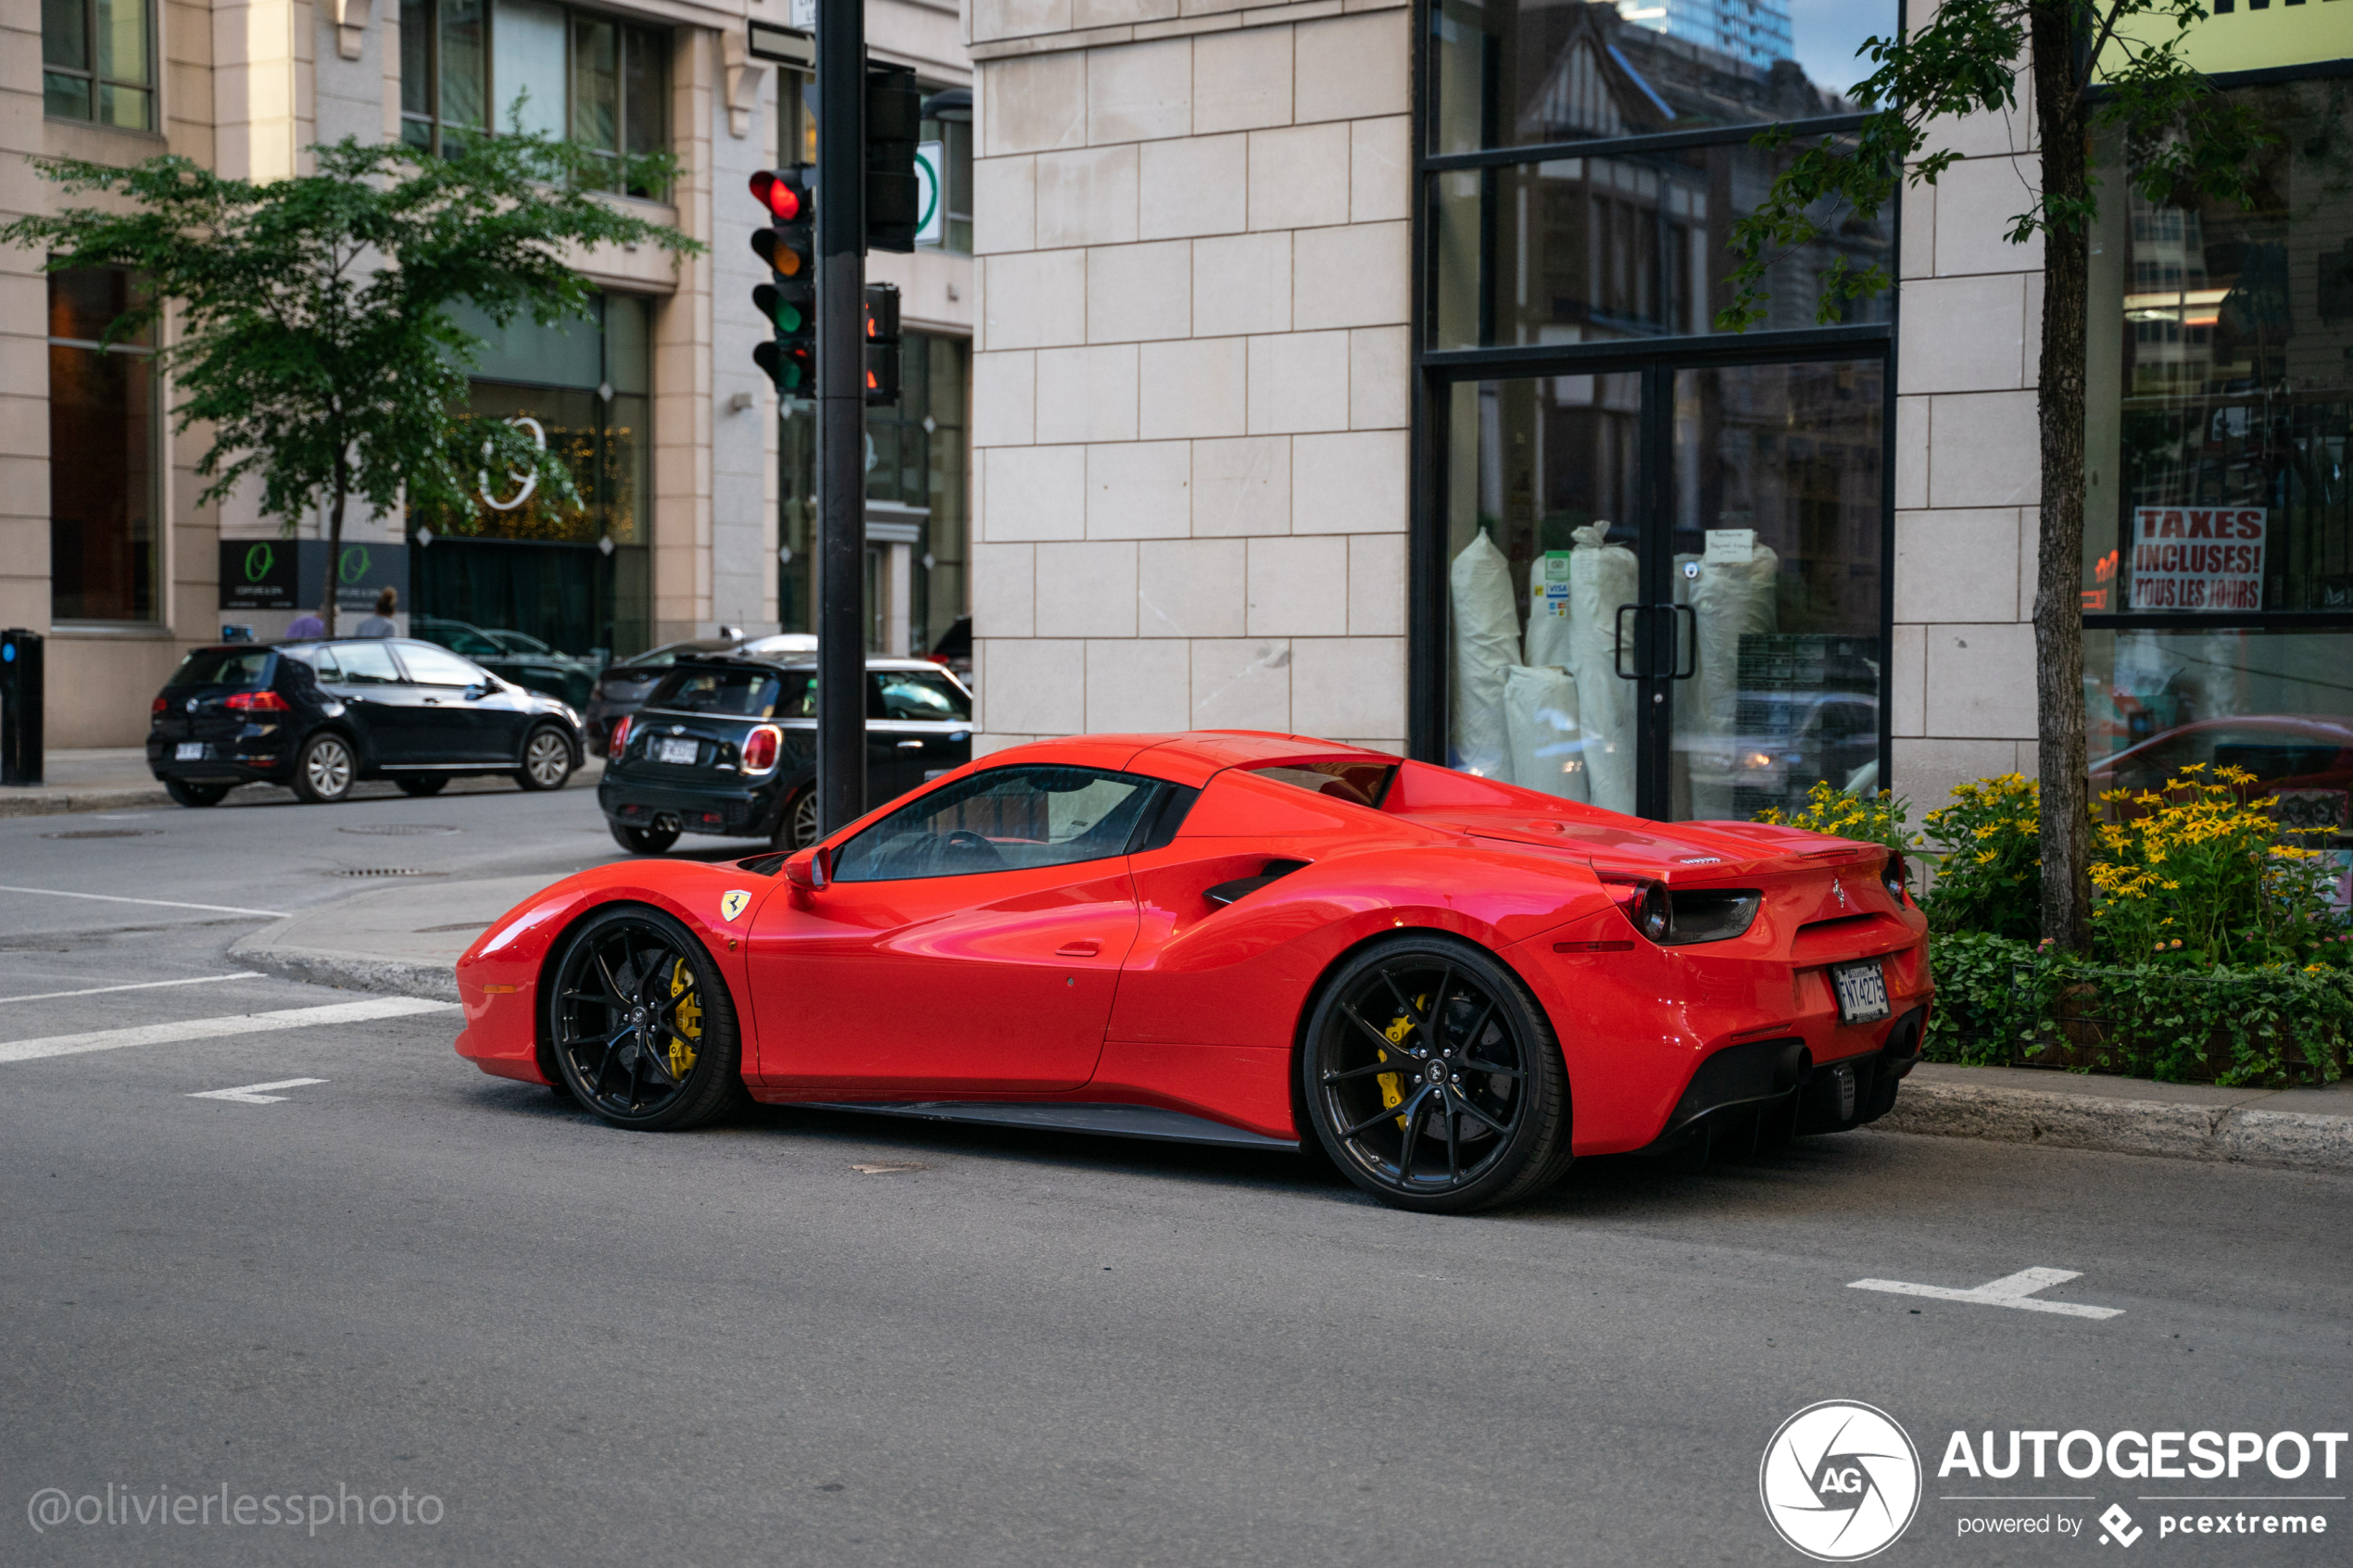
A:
[[1761, 1399, 1922, 1561]]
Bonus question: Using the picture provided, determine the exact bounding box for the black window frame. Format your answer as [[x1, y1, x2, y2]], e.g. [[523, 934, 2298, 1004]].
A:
[[47, 265, 162, 627]]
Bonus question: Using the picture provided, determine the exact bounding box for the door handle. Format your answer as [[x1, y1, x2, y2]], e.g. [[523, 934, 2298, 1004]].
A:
[[1671, 604, 1697, 679], [1614, 604, 1641, 680], [896, 739, 925, 749], [1055, 940, 1101, 958]]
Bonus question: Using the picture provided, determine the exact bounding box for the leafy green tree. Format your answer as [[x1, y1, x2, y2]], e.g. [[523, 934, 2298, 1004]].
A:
[[4, 130, 702, 633], [1718, 2, 2269, 952]]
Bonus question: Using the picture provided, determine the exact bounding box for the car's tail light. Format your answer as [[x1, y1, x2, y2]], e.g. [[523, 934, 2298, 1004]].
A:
[[1881, 851, 1909, 904], [741, 723, 782, 774], [224, 690, 289, 712], [1602, 875, 1673, 944], [609, 716, 632, 754], [151, 695, 167, 714]]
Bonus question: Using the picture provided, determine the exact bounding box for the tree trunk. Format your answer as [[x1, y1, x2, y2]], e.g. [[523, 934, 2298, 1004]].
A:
[[2030, 2, 2094, 952], [322, 465, 346, 639]]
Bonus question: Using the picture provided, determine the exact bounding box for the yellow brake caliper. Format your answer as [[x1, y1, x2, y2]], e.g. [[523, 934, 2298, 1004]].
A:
[[1375, 997, 1429, 1130], [666, 958, 702, 1078]]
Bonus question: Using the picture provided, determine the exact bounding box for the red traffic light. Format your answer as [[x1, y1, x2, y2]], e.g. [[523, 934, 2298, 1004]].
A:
[[749, 169, 809, 222]]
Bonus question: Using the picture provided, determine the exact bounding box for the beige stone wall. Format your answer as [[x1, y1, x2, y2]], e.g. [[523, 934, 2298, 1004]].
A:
[[967, 0, 1412, 757], [1889, 89, 2046, 811]]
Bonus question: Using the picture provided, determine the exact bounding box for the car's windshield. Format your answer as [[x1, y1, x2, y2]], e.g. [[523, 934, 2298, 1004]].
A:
[[647, 666, 811, 719], [833, 766, 1162, 881], [167, 649, 273, 689], [1252, 761, 1395, 807], [872, 670, 971, 722]]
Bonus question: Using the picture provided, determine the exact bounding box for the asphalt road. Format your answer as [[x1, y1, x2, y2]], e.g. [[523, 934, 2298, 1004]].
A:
[[3, 784, 2349, 1565]]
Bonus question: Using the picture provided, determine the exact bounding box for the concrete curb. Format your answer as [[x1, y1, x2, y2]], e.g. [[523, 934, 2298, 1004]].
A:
[[0, 785, 173, 817], [229, 936, 460, 1004], [1878, 1076, 2353, 1173]]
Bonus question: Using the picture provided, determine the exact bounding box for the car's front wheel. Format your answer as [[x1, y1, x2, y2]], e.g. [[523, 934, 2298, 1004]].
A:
[[548, 905, 743, 1131], [515, 725, 574, 792], [1299, 935, 1573, 1214], [291, 733, 357, 804], [164, 778, 230, 808]]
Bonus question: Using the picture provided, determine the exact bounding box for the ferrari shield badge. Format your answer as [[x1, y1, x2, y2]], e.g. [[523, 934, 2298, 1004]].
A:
[[719, 889, 752, 922]]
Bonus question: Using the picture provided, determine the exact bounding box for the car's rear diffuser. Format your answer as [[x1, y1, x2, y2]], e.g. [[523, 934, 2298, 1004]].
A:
[[801, 1100, 1300, 1152]]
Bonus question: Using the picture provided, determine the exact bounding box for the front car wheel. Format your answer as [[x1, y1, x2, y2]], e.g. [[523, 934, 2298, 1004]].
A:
[[548, 906, 743, 1131], [1300, 935, 1573, 1213]]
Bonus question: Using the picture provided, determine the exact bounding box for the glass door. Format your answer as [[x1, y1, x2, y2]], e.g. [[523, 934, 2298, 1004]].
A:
[[1441, 354, 1886, 822]]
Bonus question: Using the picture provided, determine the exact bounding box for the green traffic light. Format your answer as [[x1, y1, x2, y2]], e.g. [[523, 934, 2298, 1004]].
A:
[[776, 303, 802, 333]]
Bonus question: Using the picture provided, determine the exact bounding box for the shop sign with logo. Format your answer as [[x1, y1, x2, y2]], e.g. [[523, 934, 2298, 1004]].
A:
[[2126, 507, 2265, 612], [218, 540, 409, 612]]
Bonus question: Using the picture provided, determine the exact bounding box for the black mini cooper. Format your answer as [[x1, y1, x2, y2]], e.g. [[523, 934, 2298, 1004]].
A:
[[598, 654, 973, 852], [147, 640, 585, 806]]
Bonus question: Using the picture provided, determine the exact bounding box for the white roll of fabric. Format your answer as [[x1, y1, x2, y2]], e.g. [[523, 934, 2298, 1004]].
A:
[[1567, 523, 1640, 815], [1504, 663, 1589, 801], [1449, 531, 1517, 778], [1524, 555, 1576, 670], [1678, 541, 1780, 819]]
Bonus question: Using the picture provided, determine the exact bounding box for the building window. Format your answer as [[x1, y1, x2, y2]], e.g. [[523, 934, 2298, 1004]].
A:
[[49, 268, 159, 623], [398, 0, 668, 196], [919, 106, 973, 255], [44, 0, 154, 131]]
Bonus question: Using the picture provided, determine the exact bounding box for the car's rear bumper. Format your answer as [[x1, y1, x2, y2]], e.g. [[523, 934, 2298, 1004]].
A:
[[598, 769, 789, 837], [145, 734, 295, 784]]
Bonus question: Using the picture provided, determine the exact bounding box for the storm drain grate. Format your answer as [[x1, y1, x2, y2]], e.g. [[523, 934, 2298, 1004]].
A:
[[325, 868, 448, 878], [337, 824, 463, 837], [42, 829, 162, 840]]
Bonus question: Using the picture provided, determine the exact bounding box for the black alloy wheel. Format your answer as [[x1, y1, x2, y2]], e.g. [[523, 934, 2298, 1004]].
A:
[[292, 733, 357, 804], [515, 725, 574, 792], [396, 775, 448, 797], [1300, 935, 1573, 1213], [772, 788, 821, 852], [165, 778, 229, 808], [609, 820, 679, 854], [548, 906, 742, 1130]]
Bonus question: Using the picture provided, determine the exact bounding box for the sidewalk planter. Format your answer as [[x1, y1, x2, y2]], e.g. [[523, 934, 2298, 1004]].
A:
[[1924, 932, 2351, 1087]]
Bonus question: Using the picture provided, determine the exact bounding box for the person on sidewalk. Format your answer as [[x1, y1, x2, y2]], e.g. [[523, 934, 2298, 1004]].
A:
[[353, 587, 399, 638], [286, 607, 326, 640]]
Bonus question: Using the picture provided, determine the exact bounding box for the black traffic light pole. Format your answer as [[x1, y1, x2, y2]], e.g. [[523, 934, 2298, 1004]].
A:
[[814, 0, 866, 837]]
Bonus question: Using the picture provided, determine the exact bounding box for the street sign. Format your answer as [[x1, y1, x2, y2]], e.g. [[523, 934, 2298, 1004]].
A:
[[915, 140, 944, 247]]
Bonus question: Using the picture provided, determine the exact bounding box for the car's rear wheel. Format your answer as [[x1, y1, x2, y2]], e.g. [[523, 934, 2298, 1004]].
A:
[[515, 725, 574, 792], [1300, 935, 1572, 1214], [609, 820, 680, 855], [164, 778, 230, 808], [396, 775, 448, 797], [291, 734, 357, 804], [771, 787, 820, 852], [548, 906, 742, 1131]]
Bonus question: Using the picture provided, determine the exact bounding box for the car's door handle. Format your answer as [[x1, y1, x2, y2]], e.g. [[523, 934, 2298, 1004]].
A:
[[1055, 940, 1101, 958], [897, 739, 925, 749]]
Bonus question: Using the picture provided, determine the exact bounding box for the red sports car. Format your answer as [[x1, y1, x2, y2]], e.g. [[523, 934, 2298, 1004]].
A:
[[455, 732, 1931, 1212]]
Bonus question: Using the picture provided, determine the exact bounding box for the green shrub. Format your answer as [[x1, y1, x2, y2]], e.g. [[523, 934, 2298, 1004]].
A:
[[1918, 773, 2042, 941]]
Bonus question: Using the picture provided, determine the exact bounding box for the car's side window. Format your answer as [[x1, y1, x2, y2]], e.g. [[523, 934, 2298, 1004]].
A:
[[869, 670, 972, 722], [332, 642, 402, 684], [831, 765, 1164, 883], [396, 643, 491, 688], [301, 647, 343, 682]]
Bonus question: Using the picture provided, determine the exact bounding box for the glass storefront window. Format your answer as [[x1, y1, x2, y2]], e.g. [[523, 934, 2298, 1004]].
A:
[[2085, 79, 2352, 616], [48, 269, 158, 622], [1428, 135, 1891, 350], [1429, 0, 1893, 155]]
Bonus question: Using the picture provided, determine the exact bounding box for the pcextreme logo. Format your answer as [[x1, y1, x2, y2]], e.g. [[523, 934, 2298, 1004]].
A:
[[1761, 1400, 1923, 1562]]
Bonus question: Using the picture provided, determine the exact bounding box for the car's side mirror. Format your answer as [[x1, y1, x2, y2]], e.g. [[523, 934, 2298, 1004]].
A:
[[465, 683, 491, 700], [784, 847, 831, 891]]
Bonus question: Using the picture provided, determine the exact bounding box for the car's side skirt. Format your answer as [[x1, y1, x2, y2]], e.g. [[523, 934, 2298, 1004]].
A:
[[799, 1100, 1301, 1153]]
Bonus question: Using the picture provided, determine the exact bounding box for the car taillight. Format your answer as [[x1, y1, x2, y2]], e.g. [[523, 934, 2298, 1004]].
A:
[[1882, 850, 1909, 904], [151, 695, 167, 714], [741, 724, 782, 774], [224, 690, 289, 712], [1601, 875, 1673, 944], [610, 715, 632, 754]]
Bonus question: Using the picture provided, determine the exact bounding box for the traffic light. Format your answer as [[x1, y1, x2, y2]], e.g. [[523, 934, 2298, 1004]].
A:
[[864, 64, 921, 254], [749, 166, 816, 393], [863, 282, 900, 407]]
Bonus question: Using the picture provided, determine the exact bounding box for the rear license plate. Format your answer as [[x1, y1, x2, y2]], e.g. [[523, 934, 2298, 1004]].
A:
[[655, 738, 698, 766], [1831, 959, 1890, 1024], [176, 742, 205, 760]]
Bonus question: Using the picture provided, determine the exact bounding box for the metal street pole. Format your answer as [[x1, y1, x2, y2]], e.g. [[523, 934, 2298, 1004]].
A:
[[814, 0, 865, 836]]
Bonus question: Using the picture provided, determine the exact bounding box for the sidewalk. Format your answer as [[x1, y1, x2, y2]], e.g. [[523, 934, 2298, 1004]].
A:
[[233, 870, 2353, 1176], [0, 748, 600, 816]]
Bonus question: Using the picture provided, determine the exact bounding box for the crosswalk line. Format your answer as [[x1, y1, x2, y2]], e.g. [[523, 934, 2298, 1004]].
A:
[[0, 997, 458, 1065]]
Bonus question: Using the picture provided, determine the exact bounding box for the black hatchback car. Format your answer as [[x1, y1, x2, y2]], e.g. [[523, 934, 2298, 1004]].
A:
[[147, 640, 585, 807], [598, 654, 973, 852]]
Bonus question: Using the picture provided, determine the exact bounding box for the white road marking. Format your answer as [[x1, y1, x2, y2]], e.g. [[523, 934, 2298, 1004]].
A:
[[1848, 1266, 2123, 1319], [0, 972, 263, 1005], [0, 997, 457, 1065], [189, 1077, 329, 1105], [0, 884, 289, 919]]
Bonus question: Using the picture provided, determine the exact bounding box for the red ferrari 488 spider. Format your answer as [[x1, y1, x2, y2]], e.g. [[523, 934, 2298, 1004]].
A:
[[455, 731, 1931, 1212]]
